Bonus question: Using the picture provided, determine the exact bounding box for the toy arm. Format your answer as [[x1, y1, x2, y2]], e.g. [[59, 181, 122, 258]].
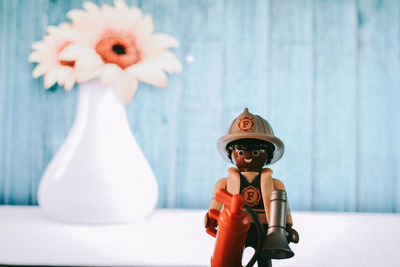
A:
[[209, 178, 227, 211], [272, 179, 293, 226], [205, 178, 227, 233], [272, 178, 299, 243]]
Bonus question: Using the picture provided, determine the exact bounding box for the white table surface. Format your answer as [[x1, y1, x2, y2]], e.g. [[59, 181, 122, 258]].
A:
[[0, 206, 399, 267]]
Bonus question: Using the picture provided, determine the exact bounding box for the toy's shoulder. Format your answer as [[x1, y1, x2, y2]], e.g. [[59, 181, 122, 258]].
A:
[[227, 167, 239, 175], [272, 177, 286, 190], [214, 177, 227, 187]]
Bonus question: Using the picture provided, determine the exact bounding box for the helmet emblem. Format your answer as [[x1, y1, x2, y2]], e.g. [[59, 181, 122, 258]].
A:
[[238, 116, 254, 132]]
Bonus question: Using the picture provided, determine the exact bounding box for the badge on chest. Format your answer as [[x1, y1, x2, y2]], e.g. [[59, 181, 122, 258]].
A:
[[241, 185, 261, 206]]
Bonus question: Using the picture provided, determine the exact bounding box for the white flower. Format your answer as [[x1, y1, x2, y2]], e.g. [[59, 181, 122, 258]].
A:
[[60, 0, 182, 104], [29, 23, 78, 90]]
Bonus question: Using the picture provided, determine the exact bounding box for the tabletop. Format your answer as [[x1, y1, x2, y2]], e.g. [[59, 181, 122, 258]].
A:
[[0, 206, 399, 267]]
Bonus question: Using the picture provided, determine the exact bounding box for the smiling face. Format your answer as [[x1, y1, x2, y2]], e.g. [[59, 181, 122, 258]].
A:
[[226, 139, 275, 172], [232, 148, 269, 172]]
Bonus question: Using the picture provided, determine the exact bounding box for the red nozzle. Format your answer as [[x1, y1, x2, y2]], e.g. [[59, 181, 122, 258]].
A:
[[230, 194, 244, 214], [215, 189, 233, 206], [215, 189, 245, 214]]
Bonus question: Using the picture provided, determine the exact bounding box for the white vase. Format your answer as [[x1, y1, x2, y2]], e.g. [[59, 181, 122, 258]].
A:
[[38, 79, 158, 224]]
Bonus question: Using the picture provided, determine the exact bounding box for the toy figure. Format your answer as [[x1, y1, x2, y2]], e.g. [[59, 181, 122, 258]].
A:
[[205, 108, 299, 267]]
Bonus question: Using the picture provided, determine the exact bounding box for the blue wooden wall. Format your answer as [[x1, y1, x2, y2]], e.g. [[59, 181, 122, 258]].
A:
[[0, 0, 399, 212]]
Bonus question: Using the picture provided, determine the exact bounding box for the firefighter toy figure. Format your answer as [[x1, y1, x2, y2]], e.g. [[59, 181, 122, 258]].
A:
[[205, 108, 299, 267]]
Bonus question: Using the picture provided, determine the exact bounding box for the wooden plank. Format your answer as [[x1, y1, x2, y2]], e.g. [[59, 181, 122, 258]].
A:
[[312, 0, 358, 211], [126, 0, 180, 208], [213, 0, 271, 209], [27, 0, 76, 205], [0, 0, 81, 204], [0, 0, 8, 204], [267, 0, 313, 211], [220, 0, 270, 116], [357, 0, 400, 212], [19, 0, 47, 205], [173, 0, 225, 208], [35, 0, 80, 205], [0, 0, 32, 204]]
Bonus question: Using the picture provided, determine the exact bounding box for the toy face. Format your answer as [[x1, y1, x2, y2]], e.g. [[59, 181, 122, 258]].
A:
[[232, 149, 268, 172]]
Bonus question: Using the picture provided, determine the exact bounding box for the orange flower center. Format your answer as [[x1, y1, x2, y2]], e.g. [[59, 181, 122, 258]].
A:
[[58, 42, 75, 67], [95, 29, 141, 69]]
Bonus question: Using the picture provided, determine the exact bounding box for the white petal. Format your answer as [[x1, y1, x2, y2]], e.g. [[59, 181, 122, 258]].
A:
[[116, 75, 138, 104], [76, 67, 101, 83], [67, 9, 85, 21], [158, 51, 182, 73], [56, 69, 69, 85], [59, 43, 84, 61], [75, 54, 103, 82], [127, 7, 142, 21], [149, 33, 179, 48], [75, 52, 103, 71], [32, 65, 47, 78], [101, 3, 114, 15], [58, 22, 71, 30], [44, 72, 57, 89], [46, 25, 58, 34], [114, 0, 128, 9], [142, 51, 182, 74], [100, 64, 122, 85], [64, 76, 76, 91], [28, 51, 41, 62], [137, 14, 154, 39], [83, 1, 100, 13], [128, 64, 168, 88], [32, 41, 44, 50]]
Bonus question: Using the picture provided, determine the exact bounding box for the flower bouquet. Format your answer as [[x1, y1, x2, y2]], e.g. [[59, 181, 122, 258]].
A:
[[29, 0, 181, 223]]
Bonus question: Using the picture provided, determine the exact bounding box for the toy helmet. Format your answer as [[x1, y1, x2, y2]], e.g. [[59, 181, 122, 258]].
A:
[[217, 108, 284, 164]]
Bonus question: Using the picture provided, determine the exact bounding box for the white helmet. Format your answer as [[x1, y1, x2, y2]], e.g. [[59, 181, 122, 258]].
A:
[[217, 108, 284, 164]]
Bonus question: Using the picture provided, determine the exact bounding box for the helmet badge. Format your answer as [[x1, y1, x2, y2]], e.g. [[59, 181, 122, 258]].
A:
[[237, 116, 254, 132]]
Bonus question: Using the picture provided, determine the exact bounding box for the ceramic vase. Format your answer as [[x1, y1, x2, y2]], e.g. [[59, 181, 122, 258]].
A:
[[38, 79, 158, 224]]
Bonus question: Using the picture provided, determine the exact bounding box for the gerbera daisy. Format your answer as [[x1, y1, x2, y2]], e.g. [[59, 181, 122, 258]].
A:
[[29, 23, 78, 91], [60, 0, 182, 104]]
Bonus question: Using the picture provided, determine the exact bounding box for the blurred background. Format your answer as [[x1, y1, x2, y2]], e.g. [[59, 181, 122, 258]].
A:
[[0, 0, 399, 213]]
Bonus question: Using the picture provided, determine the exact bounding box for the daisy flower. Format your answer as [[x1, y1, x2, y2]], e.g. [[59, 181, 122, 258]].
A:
[[29, 23, 78, 91], [60, 0, 182, 104]]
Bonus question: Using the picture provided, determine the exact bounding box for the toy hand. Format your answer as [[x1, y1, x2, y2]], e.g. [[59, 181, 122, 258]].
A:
[[204, 209, 218, 228], [205, 209, 220, 238], [286, 225, 299, 244]]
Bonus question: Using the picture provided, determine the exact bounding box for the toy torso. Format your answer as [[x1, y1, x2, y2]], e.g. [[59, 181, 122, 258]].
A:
[[209, 167, 293, 226], [239, 172, 265, 213], [228, 168, 272, 225]]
